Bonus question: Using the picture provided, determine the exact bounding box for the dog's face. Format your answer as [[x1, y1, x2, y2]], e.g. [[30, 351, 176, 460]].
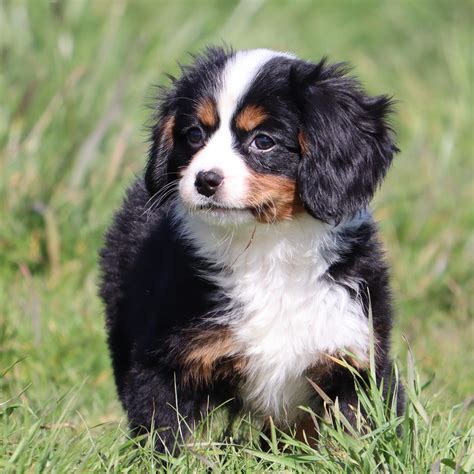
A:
[[146, 48, 397, 225]]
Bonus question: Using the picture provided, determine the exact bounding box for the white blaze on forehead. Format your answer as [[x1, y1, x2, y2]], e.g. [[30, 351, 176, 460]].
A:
[[217, 49, 295, 124], [179, 49, 294, 214]]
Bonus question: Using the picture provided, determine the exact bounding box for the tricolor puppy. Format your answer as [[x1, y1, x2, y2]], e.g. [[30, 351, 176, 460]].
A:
[[100, 47, 404, 451]]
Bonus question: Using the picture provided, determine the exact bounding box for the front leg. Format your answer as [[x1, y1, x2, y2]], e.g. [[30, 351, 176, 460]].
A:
[[123, 364, 205, 453], [327, 371, 365, 427], [319, 362, 403, 431]]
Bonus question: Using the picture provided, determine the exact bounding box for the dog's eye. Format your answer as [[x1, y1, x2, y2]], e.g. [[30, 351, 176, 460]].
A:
[[251, 134, 275, 151], [187, 127, 204, 145]]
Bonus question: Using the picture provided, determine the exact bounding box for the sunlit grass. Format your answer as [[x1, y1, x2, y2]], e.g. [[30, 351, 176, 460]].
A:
[[2, 344, 472, 472], [0, 0, 472, 471]]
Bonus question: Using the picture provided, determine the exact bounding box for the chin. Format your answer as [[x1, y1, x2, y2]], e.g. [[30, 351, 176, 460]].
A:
[[191, 207, 255, 227], [100, 46, 404, 452]]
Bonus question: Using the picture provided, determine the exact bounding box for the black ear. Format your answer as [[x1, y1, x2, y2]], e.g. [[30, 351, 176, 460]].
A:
[[291, 59, 398, 224], [144, 88, 177, 198]]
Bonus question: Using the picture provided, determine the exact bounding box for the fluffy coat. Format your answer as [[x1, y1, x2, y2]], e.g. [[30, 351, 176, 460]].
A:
[[100, 47, 404, 451]]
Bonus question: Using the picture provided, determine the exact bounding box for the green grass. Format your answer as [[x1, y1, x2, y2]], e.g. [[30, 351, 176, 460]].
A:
[[0, 0, 472, 471]]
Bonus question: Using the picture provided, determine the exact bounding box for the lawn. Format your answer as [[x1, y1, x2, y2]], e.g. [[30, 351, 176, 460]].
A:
[[0, 0, 472, 471]]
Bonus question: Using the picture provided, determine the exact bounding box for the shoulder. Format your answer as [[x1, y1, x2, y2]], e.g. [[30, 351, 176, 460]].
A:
[[99, 177, 166, 299], [327, 212, 392, 318]]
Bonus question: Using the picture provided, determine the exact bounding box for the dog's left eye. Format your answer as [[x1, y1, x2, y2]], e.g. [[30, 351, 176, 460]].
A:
[[251, 134, 275, 151]]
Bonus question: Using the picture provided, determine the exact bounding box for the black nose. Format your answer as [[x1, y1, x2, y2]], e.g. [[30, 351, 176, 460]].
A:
[[195, 169, 224, 197]]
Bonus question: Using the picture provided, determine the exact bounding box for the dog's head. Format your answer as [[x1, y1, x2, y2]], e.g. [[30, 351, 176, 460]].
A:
[[146, 47, 397, 225]]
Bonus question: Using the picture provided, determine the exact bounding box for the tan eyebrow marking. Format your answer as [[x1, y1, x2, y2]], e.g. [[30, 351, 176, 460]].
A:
[[161, 115, 175, 151], [298, 130, 309, 156], [235, 105, 268, 132], [196, 97, 218, 128]]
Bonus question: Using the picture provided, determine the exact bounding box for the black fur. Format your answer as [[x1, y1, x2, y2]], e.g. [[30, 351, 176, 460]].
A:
[[291, 59, 398, 223], [100, 180, 231, 447], [145, 47, 232, 196], [100, 47, 403, 452]]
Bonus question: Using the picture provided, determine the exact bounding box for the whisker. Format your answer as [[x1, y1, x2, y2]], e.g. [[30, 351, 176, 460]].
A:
[[230, 226, 256, 267], [148, 186, 179, 213], [222, 229, 235, 267], [143, 183, 179, 217], [215, 230, 233, 248], [142, 181, 178, 214], [172, 96, 201, 107]]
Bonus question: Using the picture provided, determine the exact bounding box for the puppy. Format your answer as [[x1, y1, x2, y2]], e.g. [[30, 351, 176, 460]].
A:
[[100, 47, 404, 451]]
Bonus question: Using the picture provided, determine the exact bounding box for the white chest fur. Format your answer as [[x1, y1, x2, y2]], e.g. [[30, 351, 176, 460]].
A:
[[176, 208, 370, 424]]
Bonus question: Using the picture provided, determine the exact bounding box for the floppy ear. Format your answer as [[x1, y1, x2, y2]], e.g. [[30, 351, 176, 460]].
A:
[[291, 59, 398, 224], [144, 107, 176, 197]]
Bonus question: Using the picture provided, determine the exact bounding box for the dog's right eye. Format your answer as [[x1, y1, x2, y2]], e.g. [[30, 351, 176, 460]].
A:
[[186, 127, 204, 146]]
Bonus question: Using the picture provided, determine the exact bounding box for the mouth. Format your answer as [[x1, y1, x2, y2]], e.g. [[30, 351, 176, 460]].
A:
[[194, 202, 277, 221], [196, 204, 250, 212], [188, 202, 255, 225]]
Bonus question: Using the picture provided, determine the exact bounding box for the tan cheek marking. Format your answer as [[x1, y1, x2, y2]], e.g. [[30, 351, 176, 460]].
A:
[[235, 105, 268, 132], [196, 97, 218, 128], [161, 115, 175, 151], [298, 130, 309, 156], [180, 327, 246, 387], [247, 172, 303, 223]]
